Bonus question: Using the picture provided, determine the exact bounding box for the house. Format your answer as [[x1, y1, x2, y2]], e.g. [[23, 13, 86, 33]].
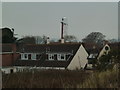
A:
[[97, 44, 110, 59], [1, 44, 20, 74], [1, 42, 118, 73], [1, 19, 118, 72], [83, 43, 111, 69], [0, 20, 90, 73], [14, 43, 89, 70]]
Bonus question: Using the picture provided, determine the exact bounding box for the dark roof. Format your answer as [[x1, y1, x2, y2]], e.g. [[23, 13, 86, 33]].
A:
[[82, 43, 103, 54], [14, 43, 81, 68], [17, 43, 81, 53], [108, 42, 120, 50]]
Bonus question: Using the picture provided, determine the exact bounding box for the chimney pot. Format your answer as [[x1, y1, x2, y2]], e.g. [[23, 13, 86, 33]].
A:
[[61, 38, 64, 43], [47, 37, 50, 44]]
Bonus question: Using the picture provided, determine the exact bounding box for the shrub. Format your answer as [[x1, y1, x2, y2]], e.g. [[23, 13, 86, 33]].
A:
[[79, 68, 118, 88]]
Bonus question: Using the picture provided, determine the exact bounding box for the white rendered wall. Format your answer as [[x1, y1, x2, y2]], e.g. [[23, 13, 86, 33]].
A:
[[97, 44, 110, 59], [67, 44, 88, 70]]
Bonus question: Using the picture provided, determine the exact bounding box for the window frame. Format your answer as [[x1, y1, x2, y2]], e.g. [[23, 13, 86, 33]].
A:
[[57, 54, 66, 61], [48, 54, 54, 60], [28, 54, 31, 60], [20, 53, 28, 60], [31, 53, 36, 60], [20, 53, 37, 60], [36, 54, 41, 60]]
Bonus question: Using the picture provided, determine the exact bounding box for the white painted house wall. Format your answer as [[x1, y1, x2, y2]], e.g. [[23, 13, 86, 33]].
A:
[[1, 67, 17, 74], [67, 44, 89, 70], [97, 44, 110, 59]]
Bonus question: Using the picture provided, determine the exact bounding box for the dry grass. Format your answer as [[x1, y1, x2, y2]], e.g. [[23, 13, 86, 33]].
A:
[[2, 68, 118, 88], [2, 69, 90, 88], [79, 68, 118, 88]]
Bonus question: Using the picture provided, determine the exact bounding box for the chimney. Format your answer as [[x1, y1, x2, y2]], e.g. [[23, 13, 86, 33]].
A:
[[47, 37, 50, 44], [61, 38, 64, 44]]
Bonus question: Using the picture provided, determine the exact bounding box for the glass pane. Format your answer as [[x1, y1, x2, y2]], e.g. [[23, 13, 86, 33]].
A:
[[24, 54, 27, 58], [28, 54, 31, 60]]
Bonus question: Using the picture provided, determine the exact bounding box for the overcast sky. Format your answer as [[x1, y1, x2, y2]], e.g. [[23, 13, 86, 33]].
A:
[[2, 2, 118, 41]]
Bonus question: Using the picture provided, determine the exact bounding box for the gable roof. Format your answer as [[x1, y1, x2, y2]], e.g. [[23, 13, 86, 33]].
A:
[[17, 43, 81, 53], [82, 43, 103, 54], [14, 43, 81, 68], [108, 42, 120, 50]]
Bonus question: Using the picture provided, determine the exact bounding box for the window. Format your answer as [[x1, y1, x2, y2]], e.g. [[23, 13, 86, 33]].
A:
[[21, 53, 28, 60], [20, 53, 38, 60], [32, 53, 36, 60], [24, 54, 27, 59], [57, 54, 61, 60], [28, 54, 31, 60], [88, 60, 93, 64], [105, 46, 109, 51], [88, 54, 98, 59], [54, 54, 57, 60], [24, 54, 28, 60], [10, 69, 13, 73], [46, 54, 48, 60], [48, 54, 54, 60], [20, 54, 23, 59], [61, 54, 65, 60], [19, 54, 21, 59], [36, 54, 41, 60], [57, 54, 66, 61]]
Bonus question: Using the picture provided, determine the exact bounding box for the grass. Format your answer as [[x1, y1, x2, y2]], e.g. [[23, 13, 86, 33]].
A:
[[2, 69, 90, 88], [2, 68, 119, 88], [79, 68, 118, 88]]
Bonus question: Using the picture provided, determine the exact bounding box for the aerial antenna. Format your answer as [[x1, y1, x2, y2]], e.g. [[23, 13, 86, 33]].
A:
[[61, 17, 68, 39], [63, 17, 68, 36]]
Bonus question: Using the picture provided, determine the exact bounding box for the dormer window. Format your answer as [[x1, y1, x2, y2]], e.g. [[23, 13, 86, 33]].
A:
[[48, 54, 54, 60], [57, 54, 66, 61], [61, 54, 65, 60], [36, 54, 41, 60], [21, 53, 37, 60], [28, 54, 31, 60], [21, 53, 28, 60], [32, 53, 36, 60], [24, 54, 27, 59], [88, 54, 98, 59], [20, 54, 22, 59]]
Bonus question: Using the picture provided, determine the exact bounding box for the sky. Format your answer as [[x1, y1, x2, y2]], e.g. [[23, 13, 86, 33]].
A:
[[0, 2, 1, 28], [2, 2, 118, 41]]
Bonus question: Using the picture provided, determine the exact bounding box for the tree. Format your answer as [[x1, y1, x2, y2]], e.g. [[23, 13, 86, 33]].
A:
[[17, 35, 48, 44], [82, 32, 105, 45], [96, 48, 120, 71], [1, 27, 17, 43], [42, 35, 48, 44], [108, 39, 118, 43], [17, 36, 36, 44], [35, 35, 48, 44], [64, 35, 78, 42]]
